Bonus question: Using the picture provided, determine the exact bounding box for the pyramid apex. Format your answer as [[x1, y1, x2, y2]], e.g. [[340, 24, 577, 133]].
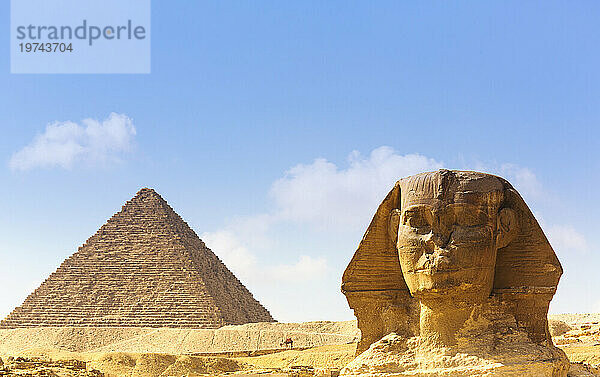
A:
[[133, 187, 163, 199], [125, 188, 168, 209], [137, 187, 157, 194]]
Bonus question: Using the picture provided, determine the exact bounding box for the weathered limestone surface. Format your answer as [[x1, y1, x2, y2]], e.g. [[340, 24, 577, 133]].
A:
[[0, 188, 274, 328], [341, 170, 569, 376]]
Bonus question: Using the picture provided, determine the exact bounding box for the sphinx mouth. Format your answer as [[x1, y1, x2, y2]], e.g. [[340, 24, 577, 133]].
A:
[[414, 254, 456, 273], [413, 267, 460, 274]]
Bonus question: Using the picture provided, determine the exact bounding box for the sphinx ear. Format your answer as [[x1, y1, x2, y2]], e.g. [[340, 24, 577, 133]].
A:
[[388, 209, 402, 244], [496, 207, 518, 249]]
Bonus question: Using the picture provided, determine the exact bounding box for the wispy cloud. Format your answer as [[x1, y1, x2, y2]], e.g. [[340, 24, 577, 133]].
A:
[[201, 230, 327, 285], [201, 230, 258, 279], [545, 224, 589, 254], [9, 113, 136, 171], [497, 163, 545, 202], [204, 146, 444, 276], [474, 161, 589, 255], [472, 162, 545, 203], [270, 147, 444, 231]]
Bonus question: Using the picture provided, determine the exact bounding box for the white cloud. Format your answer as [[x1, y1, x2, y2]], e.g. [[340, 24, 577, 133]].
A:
[[268, 255, 328, 283], [472, 162, 545, 203], [545, 224, 589, 254], [477, 163, 589, 255], [9, 113, 136, 171], [205, 146, 444, 283], [201, 230, 258, 279], [270, 146, 443, 230], [498, 164, 544, 201], [206, 146, 444, 282], [202, 230, 327, 285]]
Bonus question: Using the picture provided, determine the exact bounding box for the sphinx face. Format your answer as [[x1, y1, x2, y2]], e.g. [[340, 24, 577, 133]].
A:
[[395, 195, 498, 301]]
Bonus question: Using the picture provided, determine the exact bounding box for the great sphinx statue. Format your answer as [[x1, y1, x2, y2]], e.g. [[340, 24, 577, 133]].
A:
[[341, 170, 569, 376]]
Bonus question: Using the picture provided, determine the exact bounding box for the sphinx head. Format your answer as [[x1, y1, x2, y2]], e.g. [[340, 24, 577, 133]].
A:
[[390, 170, 518, 302], [342, 169, 563, 352]]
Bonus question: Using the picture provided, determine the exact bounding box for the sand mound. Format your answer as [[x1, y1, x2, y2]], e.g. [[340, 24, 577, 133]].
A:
[[550, 314, 600, 326], [547, 313, 600, 374], [91, 352, 138, 376], [238, 344, 356, 370], [551, 320, 575, 337], [130, 353, 177, 377], [85, 352, 249, 377], [0, 321, 359, 357], [162, 355, 247, 376], [0, 327, 151, 354]]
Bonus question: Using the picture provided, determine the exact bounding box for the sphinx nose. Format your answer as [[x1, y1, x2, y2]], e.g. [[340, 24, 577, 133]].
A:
[[423, 231, 450, 251]]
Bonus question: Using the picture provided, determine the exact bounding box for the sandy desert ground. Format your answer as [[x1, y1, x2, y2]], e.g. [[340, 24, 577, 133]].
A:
[[0, 315, 599, 376]]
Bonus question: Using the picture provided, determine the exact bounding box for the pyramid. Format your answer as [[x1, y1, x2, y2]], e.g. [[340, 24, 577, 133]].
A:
[[0, 188, 274, 328]]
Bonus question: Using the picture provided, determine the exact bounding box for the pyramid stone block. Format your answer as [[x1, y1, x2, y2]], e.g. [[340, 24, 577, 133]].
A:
[[0, 188, 274, 328]]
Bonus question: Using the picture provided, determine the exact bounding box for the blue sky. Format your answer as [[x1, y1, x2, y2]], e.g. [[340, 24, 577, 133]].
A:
[[1, 1, 599, 321]]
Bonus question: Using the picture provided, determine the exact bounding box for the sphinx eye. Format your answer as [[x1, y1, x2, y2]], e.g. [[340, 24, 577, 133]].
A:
[[455, 208, 487, 226], [402, 208, 432, 229]]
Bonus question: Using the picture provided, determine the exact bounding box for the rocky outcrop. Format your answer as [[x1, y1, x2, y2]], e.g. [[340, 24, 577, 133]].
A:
[[548, 313, 600, 375], [342, 331, 568, 377], [551, 319, 575, 337], [0, 188, 274, 329]]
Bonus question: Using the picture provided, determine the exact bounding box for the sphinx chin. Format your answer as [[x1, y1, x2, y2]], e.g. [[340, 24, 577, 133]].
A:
[[411, 284, 490, 301], [407, 273, 493, 299]]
